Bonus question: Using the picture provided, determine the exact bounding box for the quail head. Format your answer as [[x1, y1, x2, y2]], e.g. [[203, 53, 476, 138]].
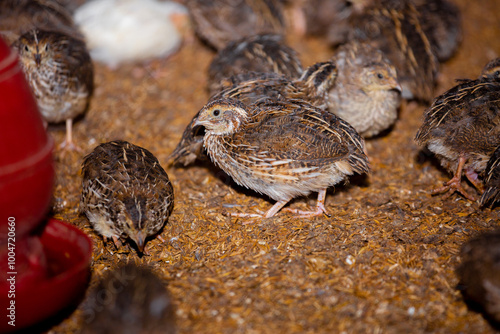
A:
[[456, 229, 500, 325], [415, 58, 500, 201], [193, 98, 369, 218], [82, 262, 176, 334], [169, 61, 337, 166], [80, 140, 174, 255], [207, 34, 303, 95], [0, 0, 81, 44], [328, 40, 402, 138], [12, 29, 94, 150], [347, 0, 439, 102], [186, 0, 285, 50]]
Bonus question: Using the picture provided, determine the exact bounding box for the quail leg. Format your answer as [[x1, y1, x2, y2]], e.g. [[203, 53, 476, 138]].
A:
[[432, 155, 478, 201], [230, 199, 290, 218], [59, 118, 82, 151], [465, 168, 484, 194], [283, 189, 331, 217]]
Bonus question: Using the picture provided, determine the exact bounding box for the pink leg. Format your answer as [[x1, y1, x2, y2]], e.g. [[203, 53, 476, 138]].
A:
[[465, 168, 484, 194], [229, 199, 290, 218], [431, 155, 478, 201], [59, 118, 81, 151], [283, 189, 330, 218]]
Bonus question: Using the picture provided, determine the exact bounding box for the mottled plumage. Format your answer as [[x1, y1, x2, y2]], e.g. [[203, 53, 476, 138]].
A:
[[169, 61, 337, 166], [207, 34, 303, 95], [480, 146, 500, 208], [457, 229, 500, 324], [193, 98, 369, 218], [82, 262, 176, 334], [328, 40, 401, 137], [0, 0, 81, 44], [80, 141, 174, 254], [347, 0, 439, 101], [415, 58, 500, 201], [186, 0, 285, 50], [12, 29, 94, 149]]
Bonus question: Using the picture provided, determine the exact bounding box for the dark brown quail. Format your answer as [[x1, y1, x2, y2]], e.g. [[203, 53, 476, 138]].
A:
[[415, 58, 500, 201], [328, 40, 402, 137], [480, 146, 500, 208], [412, 0, 462, 62], [207, 34, 303, 95], [347, 0, 439, 102], [169, 61, 337, 166], [456, 229, 500, 325], [80, 140, 174, 254], [12, 29, 94, 150], [82, 262, 176, 334], [193, 98, 369, 218], [0, 0, 81, 44], [186, 0, 285, 50]]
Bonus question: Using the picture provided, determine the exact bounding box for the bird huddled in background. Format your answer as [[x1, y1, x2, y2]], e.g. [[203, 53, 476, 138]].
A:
[[82, 262, 176, 334], [193, 98, 369, 218], [328, 40, 402, 137], [186, 0, 285, 50], [415, 58, 500, 202], [80, 140, 174, 255], [207, 34, 303, 95], [456, 229, 500, 325], [12, 29, 94, 150], [169, 61, 338, 166]]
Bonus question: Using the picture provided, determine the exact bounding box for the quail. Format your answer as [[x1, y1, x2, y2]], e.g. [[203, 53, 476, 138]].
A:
[[186, 0, 285, 50], [80, 140, 174, 254], [415, 58, 500, 201], [456, 229, 500, 325], [12, 29, 94, 150], [207, 34, 303, 95], [82, 262, 176, 334], [328, 40, 402, 137], [0, 0, 81, 44], [347, 0, 439, 102], [480, 146, 500, 208], [193, 98, 369, 218], [169, 61, 337, 166]]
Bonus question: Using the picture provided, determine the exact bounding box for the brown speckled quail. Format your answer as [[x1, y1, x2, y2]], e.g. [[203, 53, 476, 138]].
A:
[[82, 262, 176, 334], [328, 40, 401, 137], [193, 98, 369, 218], [457, 229, 500, 325], [480, 146, 500, 208], [80, 140, 174, 254], [186, 0, 285, 50], [415, 58, 500, 201], [0, 0, 81, 44], [12, 29, 94, 150], [169, 61, 337, 166], [347, 0, 439, 102], [207, 34, 303, 95]]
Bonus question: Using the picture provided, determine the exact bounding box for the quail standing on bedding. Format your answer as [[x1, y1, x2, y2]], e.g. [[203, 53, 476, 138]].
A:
[[169, 61, 337, 166], [82, 262, 176, 334], [415, 58, 500, 201], [12, 29, 94, 150], [80, 140, 174, 254], [328, 40, 401, 137], [186, 0, 285, 50], [456, 229, 500, 325], [193, 98, 369, 218], [207, 34, 303, 95]]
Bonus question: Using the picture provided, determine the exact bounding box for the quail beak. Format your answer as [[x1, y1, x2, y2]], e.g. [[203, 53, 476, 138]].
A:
[[134, 231, 146, 254], [193, 114, 209, 128], [388, 77, 402, 93], [34, 53, 41, 66]]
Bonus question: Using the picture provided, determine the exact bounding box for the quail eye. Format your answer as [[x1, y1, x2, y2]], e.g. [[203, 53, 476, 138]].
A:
[[24, 45, 29, 52], [495, 70, 500, 77], [377, 73, 384, 79], [213, 109, 221, 117], [44, 44, 49, 52]]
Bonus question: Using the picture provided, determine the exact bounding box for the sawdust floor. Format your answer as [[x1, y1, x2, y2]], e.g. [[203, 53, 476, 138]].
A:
[[44, 1, 500, 333]]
